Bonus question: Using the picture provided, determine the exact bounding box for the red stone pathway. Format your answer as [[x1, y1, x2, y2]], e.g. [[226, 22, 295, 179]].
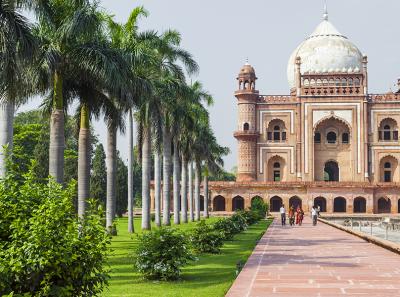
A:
[[226, 218, 400, 297]]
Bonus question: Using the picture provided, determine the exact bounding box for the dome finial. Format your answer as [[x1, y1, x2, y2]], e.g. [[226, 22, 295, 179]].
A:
[[323, 1, 328, 21]]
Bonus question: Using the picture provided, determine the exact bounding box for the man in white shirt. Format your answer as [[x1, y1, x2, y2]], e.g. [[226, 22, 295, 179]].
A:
[[280, 204, 286, 226], [311, 206, 318, 226]]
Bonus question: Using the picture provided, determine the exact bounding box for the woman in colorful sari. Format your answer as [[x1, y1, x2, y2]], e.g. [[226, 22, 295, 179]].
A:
[[297, 206, 304, 226]]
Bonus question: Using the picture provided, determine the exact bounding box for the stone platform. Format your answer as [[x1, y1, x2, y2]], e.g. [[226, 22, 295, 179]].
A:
[[226, 217, 400, 297]]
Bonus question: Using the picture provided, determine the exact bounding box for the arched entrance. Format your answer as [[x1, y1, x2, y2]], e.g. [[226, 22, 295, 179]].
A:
[[267, 156, 286, 182], [213, 195, 225, 211], [377, 197, 391, 213], [314, 197, 327, 212], [232, 196, 244, 211], [289, 196, 302, 209], [353, 197, 366, 213], [334, 197, 346, 212], [270, 196, 283, 212], [324, 161, 339, 181], [314, 116, 351, 181]]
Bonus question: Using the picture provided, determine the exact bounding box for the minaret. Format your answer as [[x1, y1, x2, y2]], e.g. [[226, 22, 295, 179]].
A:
[[234, 62, 259, 182]]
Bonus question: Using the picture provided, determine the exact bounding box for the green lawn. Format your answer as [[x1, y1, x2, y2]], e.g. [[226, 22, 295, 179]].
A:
[[103, 216, 272, 297]]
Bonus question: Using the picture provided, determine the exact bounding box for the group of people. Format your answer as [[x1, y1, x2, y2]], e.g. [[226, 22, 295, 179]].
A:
[[279, 204, 304, 226], [279, 204, 321, 226]]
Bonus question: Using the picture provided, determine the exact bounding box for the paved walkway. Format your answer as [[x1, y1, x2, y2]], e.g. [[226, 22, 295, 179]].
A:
[[226, 217, 400, 297]]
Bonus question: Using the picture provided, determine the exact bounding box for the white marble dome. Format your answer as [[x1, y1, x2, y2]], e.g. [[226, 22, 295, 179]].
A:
[[287, 13, 363, 89]]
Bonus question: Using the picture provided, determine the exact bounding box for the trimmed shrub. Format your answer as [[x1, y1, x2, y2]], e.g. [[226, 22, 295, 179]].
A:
[[230, 212, 248, 233], [213, 218, 237, 240], [239, 210, 260, 225], [132, 228, 196, 280], [0, 169, 110, 296], [250, 197, 268, 219], [190, 220, 225, 254]]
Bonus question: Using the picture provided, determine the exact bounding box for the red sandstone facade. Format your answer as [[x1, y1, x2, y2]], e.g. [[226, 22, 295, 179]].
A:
[[209, 11, 400, 215]]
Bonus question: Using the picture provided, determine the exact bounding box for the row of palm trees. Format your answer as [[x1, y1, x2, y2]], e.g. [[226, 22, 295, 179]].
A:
[[0, 0, 228, 231]]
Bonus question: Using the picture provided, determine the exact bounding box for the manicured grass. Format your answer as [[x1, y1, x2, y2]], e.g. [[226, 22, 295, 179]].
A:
[[103, 216, 272, 297]]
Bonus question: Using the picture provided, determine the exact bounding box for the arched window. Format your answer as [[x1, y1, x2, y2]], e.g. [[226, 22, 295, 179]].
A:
[[342, 133, 349, 144], [243, 123, 249, 131], [273, 125, 280, 141], [267, 119, 286, 142], [380, 156, 397, 182], [378, 119, 398, 141], [327, 131, 337, 144], [273, 162, 280, 168], [314, 132, 321, 143], [384, 161, 392, 182]]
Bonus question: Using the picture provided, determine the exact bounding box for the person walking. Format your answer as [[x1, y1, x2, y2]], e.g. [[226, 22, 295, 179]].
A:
[[280, 204, 286, 226], [311, 206, 318, 226], [297, 206, 304, 226], [289, 205, 295, 226]]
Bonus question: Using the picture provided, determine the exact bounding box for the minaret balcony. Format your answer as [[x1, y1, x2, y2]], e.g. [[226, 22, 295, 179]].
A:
[[233, 130, 259, 140]]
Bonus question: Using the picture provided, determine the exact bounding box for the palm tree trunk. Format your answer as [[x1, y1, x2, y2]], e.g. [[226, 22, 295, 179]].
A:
[[194, 160, 201, 221], [162, 125, 172, 225], [106, 124, 117, 233], [0, 101, 14, 177], [78, 103, 90, 218], [180, 156, 188, 223], [188, 161, 194, 221], [141, 125, 151, 230], [49, 71, 64, 184], [173, 140, 180, 224], [154, 149, 162, 227], [203, 173, 209, 218], [127, 109, 134, 233]]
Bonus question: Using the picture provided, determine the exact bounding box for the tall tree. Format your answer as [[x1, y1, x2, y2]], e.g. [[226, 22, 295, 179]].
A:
[[107, 6, 153, 231], [0, 0, 36, 177], [34, 0, 118, 184]]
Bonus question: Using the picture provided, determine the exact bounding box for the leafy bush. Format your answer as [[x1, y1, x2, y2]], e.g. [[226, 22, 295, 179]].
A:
[[0, 168, 110, 296], [132, 228, 196, 280], [230, 212, 248, 233], [213, 218, 237, 240], [250, 197, 268, 219], [238, 210, 260, 225], [190, 221, 224, 254]]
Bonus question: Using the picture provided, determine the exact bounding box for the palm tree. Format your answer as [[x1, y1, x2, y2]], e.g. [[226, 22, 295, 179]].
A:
[[153, 144, 162, 227], [188, 161, 194, 221], [0, 0, 36, 177], [34, 0, 112, 184], [127, 108, 135, 232], [107, 7, 155, 231]]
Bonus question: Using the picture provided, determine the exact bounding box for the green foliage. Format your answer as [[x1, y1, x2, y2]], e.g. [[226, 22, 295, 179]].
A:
[[250, 197, 268, 219], [213, 218, 237, 240], [230, 212, 248, 233], [12, 124, 42, 173], [116, 152, 128, 217], [0, 168, 110, 296], [190, 220, 224, 254], [208, 169, 236, 181], [132, 228, 196, 280], [90, 144, 107, 206]]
